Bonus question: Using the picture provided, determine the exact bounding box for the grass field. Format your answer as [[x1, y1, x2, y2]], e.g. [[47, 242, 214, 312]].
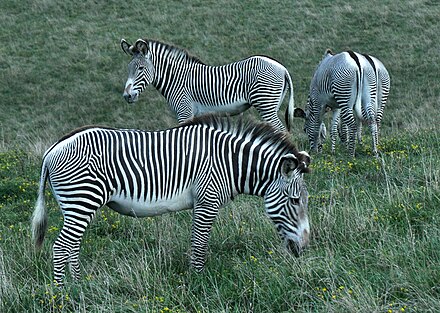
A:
[[1, 0, 439, 312]]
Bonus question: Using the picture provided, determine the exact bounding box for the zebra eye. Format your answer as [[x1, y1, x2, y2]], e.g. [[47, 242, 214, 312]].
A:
[[138, 66, 144, 71], [290, 197, 300, 206]]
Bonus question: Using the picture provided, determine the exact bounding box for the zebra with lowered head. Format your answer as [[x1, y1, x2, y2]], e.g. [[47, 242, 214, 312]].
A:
[[32, 115, 311, 285], [120, 38, 295, 131], [295, 49, 390, 156]]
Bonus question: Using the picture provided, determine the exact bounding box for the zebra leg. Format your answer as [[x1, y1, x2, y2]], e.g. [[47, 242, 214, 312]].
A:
[[190, 203, 219, 272], [356, 120, 363, 144], [340, 107, 357, 157], [53, 210, 96, 285], [173, 98, 194, 124], [330, 109, 340, 154], [250, 92, 286, 131], [368, 120, 379, 156], [256, 106, 286, 131]]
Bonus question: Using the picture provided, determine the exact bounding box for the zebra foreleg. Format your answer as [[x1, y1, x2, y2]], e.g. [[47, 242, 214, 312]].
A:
[[190, 204, 220, 272], [173, 98, 195, 124]]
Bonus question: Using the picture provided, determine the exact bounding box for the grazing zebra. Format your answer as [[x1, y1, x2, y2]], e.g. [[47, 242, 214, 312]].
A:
[[327, 54, 390, 153], [120, 38, 295, 131], [295, 49, 390, 156], [32, 116, 311, 285]]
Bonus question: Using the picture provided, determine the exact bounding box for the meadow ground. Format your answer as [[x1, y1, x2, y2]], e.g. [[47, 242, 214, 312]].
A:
[[0, 0, 439, 312]]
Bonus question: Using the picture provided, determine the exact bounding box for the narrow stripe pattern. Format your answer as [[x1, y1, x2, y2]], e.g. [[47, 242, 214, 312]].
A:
[[121, 39, 295, 131], [300, 50, 390, 156], [32, 116, 311, 285]]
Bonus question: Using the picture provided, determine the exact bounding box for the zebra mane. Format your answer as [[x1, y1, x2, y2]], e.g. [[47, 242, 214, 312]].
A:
[[180, 115, 309, 171], [146, 39, 206, 65]]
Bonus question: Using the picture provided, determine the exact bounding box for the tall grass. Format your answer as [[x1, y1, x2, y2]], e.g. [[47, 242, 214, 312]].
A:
[[1, 0, 439, 312]]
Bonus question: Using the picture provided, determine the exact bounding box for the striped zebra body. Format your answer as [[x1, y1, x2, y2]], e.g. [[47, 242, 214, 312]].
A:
[[295, 49, 390, 156], [325, 54, 391, 153], [32, 116, 310, 285], [121, 39, 295, 131]]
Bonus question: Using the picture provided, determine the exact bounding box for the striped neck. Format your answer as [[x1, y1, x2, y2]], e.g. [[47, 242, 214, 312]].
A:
[[148, 40, 205, 97]]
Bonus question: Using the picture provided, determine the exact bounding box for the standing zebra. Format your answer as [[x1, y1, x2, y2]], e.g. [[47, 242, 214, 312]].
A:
[[121, 38, 295, 131], [327, 54, 390, 153], [32, 116, 311, 285], [294, 49, 390, 156]]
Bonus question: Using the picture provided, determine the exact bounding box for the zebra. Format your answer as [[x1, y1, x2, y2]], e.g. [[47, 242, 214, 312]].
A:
[[32, 115, 311, 285], [294, 49, 390, 156], [120, 38, 295, 131], [327, 54, 390, 153]]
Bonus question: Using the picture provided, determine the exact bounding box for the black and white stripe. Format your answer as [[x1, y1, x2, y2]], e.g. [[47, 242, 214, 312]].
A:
[[294, 49, 390, 156], [32, 116, 311, 285], [121, 39, 295, 131]]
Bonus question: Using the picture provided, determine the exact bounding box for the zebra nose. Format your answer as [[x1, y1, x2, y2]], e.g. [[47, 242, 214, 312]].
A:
[[123, 93, 132, 103], [123, 84, 133, 103], [287, 239, 302, 257], [302, 228, 310, 247], [286, 229, 309, 257]]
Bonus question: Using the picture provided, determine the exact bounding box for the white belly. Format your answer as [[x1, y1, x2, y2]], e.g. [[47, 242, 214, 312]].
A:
[[107, 188, 194, 217], [193, 99, 250, 116]]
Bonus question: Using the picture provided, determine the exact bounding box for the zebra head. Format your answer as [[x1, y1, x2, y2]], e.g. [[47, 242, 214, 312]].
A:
[[264, 151, 311, 256], [121, 38, 155, 103]]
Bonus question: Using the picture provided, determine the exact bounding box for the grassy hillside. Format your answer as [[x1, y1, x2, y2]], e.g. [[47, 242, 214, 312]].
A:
[[1, 0, 439, 312]]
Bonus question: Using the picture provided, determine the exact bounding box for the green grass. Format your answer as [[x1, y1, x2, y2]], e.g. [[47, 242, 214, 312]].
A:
[[1, 0, 440, 312]]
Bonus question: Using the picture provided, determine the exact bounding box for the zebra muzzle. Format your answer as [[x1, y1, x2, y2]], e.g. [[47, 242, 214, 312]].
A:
[[123, 84, 137, 103]]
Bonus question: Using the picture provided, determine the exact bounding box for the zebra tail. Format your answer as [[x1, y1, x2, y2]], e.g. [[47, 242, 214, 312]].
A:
[[32, 160, 49, 249], [284, 70, 295, 132]]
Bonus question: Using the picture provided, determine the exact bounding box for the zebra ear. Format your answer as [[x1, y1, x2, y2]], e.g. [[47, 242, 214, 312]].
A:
[[134, 39, 149, 55], [294, 108, 306, 119], [297, 151, 311, 173], [121, 39, 134, 56], [279, 154, 298, 180]]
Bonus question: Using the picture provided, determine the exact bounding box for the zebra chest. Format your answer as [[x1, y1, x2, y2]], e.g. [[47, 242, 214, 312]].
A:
[[107, 188, 194, 217]]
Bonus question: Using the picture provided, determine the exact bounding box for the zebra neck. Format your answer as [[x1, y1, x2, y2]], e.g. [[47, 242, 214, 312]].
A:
[[232, 147, 278, 197], [151, 51, 200, 98]]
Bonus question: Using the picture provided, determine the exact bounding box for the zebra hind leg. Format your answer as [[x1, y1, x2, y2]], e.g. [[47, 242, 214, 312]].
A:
[[368, 121, 379, 156], [251, 95, 287, 132], [53, 211, 96, 286]]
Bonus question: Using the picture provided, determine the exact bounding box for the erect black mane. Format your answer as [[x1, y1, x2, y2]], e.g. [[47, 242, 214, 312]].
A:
[[49, 116, 309, 173], [145, 39, 206, 65], [179, 115, 307, 168]]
